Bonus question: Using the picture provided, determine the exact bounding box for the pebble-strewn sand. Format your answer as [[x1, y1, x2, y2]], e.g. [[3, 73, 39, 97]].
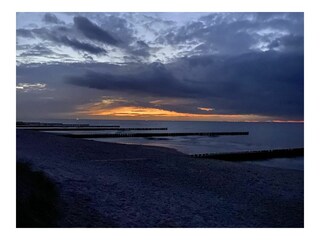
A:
[[16, 130, 303, 227]]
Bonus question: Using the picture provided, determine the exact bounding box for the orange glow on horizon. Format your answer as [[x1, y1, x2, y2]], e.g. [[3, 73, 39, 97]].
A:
[[270, 120, 304, 123], [71, 98, 303, 123], [74, 105, 276, 122]]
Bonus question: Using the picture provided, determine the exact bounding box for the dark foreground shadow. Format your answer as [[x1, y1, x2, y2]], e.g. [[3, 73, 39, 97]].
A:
[[16, 162, 60, 227]]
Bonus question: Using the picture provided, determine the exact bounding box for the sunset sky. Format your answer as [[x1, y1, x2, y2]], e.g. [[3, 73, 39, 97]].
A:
[[16, 12, 304, 122]]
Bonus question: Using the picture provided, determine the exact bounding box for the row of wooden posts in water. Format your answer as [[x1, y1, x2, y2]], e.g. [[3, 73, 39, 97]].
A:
[[191, 148, 304, 161], [60, 131, 249, 138]]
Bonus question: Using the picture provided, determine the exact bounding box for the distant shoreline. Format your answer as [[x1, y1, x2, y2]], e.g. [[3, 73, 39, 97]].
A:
[[16, 130, 304, 227]]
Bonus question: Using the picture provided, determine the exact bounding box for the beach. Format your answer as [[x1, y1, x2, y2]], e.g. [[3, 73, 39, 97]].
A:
[[16, 129, 303, 227]]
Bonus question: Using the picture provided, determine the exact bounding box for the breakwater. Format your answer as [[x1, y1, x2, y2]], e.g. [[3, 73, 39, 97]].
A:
[[192, 148, 304, 161], [61, 131, 249, 138]]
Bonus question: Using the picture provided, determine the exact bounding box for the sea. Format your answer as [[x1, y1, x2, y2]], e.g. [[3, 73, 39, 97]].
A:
[[44, 120, 304, 171]]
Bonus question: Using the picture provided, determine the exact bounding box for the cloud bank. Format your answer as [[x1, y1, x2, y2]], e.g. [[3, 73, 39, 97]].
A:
[[16, 12, 304, 121]]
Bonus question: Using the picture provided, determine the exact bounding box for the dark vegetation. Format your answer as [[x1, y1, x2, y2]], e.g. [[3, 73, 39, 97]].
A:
[[16, 162, 61, 227]]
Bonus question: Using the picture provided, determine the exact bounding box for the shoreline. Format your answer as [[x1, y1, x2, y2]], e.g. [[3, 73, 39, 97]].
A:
[[16, 129, 304, 227]]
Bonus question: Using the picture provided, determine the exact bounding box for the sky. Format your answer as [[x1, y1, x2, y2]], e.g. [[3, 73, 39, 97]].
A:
[[16, 12, 304, 122]]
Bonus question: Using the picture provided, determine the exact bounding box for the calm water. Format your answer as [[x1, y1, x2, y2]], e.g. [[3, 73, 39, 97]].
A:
[[45, 120, 304, 170]]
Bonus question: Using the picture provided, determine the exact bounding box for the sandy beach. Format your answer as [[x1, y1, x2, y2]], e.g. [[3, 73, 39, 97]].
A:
[[16, 129, 303, 227]]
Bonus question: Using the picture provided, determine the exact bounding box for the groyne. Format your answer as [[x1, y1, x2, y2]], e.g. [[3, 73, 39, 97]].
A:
[[61, 131, 249, 138], [192, 148, 304, 161]]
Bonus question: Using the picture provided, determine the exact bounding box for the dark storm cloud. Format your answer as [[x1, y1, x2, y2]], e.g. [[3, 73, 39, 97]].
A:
[[174, 52, 304, 118], [66, 62, 203, 98], [73, 16, 119, 45], [65, 50, 303, 119], [42, 13, 65, 25]]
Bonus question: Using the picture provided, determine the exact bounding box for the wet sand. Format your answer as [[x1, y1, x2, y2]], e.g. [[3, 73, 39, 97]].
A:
[[16, 130, 303, 227]]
